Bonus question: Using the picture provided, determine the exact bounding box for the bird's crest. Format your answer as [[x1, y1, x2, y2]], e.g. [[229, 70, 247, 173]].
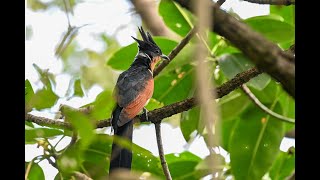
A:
[[131, 26, 158, 49]]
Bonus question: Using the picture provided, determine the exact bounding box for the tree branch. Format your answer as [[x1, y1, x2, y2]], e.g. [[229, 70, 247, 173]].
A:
[[129, 0, 180, 40], [243, 0, 295, 5], [154, 123, 172, 180], [173, 0, 295, 98], [153, 27, 197, 77], [26, 67, 261, 129], [25, 114, 72, 129], [241, 84, 295, 124]]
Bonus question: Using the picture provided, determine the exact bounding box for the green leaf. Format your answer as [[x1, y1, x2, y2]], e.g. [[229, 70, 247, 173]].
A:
[[109, 135, 163, 176], [269, 147, 295, 180], [219, 90, 251, 121], [164, 152, 201, 179], [212, 38, 240, 57], [244, 15, 295, 44], [54, 173, 64, 180], [270, 5, 295, 26], [229, 103, 284, 180], [180, 107, 200, 142], [27, 0, 48, 11], [25, 127, 64, 144], [25, 121, 34, 128], [25, 79, 34, 105], [131, 143, 163, 176], [208, 31, 220, 50], [57, 143, 83, 176], [80, 134, 163, 178], [88, 90, 115, 120], [28, 87, 58, 110], [218, 90, 251, 151], [81, 134, 113, 179], [66, 78, 85, 98], [145, 98, 164, 110], [64, 110, 95, 149], [73, 78, 84, 97], [159, 43, 195, 74], [166, 151, 201, 164], [195, 154, 226, 176], [33, 63, 56, 89], [218, 53, 271, 90], [169, 161, 200, 179], [159, 0, 192, 37], [248, 79, 280, 104], [278, 91, 295, 119], [278, 87, 295, 132], [220, 117, 239, 152], [25, 161, 45, 180], [153, 64, 194, 105], [107, 37, 178, 70]]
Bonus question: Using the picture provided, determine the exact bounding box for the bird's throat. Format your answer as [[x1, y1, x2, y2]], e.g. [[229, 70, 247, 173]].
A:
[[150, 56, 161, 72]]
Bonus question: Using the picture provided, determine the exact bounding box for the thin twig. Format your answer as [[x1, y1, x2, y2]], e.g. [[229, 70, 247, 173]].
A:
[[243, 0, 295, 5], [53, 135, 66, 148], [26, 67, 261, 129], [25, 160, 34, 179], [55, 26, 77, 57], [46, 156, 58, 168], [153, 27, 197, 77], [62, 0, 72, 28], [173, 0, 295, 98], [241, 84, 295, 124], [154, 123, 172, 180]]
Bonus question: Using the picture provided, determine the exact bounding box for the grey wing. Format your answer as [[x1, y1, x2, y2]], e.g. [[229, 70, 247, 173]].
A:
[[115, 67, 151, 108]]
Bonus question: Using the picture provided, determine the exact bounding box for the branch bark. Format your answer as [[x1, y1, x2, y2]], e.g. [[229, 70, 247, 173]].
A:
[[129, 0, 180, 40], [173, 0, 295, 98], [25, 114, 72, 129], [241, 84, 295, 124], [243, 0, 295, 5], [155, 123, 172, 180], [26, 67, 261, 129]]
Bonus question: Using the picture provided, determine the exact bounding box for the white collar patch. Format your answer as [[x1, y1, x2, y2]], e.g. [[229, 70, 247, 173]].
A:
[[139, 52, 151, 61]]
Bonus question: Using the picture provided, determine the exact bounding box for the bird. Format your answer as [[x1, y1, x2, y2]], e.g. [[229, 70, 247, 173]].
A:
[[109, 26, 169, 174]]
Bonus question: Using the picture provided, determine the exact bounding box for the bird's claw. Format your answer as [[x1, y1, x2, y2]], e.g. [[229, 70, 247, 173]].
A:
[[142, 107, 149, 122]]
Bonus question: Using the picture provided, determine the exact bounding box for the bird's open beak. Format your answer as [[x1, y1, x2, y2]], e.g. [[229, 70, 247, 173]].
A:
[[160, 54, 170, 61]]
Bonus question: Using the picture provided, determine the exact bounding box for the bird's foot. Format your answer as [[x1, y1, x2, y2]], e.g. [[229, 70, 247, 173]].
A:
[[142, 107, 149, 122]]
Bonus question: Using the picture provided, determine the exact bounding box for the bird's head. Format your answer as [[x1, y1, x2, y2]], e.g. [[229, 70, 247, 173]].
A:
[[131, 26, 169, 71]]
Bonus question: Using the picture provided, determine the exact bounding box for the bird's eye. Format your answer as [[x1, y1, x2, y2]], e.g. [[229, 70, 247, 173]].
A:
[[156, 50, 160, 54]]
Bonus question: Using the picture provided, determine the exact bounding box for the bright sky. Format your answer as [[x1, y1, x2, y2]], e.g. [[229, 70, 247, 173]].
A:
[[25, 0, 294, 179]]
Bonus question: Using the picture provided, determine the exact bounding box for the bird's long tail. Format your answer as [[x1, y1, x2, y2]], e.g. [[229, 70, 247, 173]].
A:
[[109, 104, 133, 173]]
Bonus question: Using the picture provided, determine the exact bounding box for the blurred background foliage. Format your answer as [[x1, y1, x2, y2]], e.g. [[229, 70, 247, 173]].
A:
[[25, 0, 295, 179]]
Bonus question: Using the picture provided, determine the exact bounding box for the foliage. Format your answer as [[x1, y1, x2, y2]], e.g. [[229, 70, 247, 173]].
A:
[[26, 1, 295, 179]]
